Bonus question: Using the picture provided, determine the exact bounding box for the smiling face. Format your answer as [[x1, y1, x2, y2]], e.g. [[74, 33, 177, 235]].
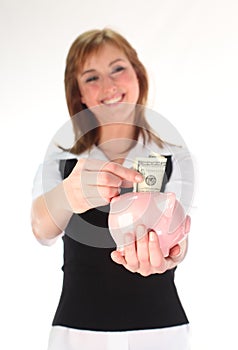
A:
[[76, 44, 140, 123]]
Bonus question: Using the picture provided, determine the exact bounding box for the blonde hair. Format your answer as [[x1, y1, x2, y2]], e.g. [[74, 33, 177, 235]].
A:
[[64, 28, 163, 154]]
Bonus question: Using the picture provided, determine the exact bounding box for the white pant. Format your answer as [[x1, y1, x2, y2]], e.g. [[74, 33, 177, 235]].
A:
[[47, 324, 190, 350]]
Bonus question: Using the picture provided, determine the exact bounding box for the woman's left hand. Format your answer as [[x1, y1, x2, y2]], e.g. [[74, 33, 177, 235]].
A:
[[111, 225, 188, 276]]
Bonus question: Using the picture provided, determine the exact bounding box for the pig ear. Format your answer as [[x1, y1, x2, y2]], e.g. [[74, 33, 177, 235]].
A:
[[164, 192, 176, 217]]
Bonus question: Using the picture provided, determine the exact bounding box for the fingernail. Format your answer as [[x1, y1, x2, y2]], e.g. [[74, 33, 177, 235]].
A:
[[135, 174, 143, 182], [118, 247, 125, 256], [149, 231, 157, 242]]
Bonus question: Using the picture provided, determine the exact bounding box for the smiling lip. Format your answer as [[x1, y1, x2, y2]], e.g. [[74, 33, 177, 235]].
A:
[[102, 94, 125, 105]]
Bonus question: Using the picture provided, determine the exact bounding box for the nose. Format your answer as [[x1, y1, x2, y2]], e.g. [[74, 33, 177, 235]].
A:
[[102, 75, 117, 94]]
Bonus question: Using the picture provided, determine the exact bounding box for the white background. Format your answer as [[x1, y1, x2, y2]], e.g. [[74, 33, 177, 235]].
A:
[[1, 0, 238, 349]]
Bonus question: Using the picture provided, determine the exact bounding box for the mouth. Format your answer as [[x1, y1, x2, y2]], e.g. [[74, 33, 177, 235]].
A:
[[101, 94, 125, 105]]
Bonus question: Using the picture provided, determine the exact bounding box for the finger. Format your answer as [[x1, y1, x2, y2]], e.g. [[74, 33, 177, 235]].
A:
[[148, 231, 164, 269], [120, 179, 134, 188], [169, 238, 188, 263], [75, 158, 105, 171], [102, 161, 143, 183], [81, 171, 122, 187], [77, 159, 142, 183], [169, 244, 181, 257], [111, 251, 127, 265], [98, 185, 121, 199], [135, 225, 150, 275], [83, 196, 110, 209], [123, 233, 139, 271], [82, 184, 120, 199], [97, 171, 123, 187]]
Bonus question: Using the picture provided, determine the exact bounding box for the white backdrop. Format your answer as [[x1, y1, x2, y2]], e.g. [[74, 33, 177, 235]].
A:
[[1, 0, 238, 349]]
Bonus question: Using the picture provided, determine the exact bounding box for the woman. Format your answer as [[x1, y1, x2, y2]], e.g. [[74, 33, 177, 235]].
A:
[[31, 28, 193, 350]]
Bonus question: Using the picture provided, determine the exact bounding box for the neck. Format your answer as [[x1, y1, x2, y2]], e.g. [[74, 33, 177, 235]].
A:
[[99, 123, 136, 143], [98, 124, 137, 163]]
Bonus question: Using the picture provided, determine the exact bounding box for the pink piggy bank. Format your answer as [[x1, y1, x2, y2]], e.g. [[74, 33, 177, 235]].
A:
[[108, 192, 190, 257]]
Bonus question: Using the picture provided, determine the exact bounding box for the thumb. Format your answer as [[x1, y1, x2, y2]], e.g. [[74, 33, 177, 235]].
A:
[[169, 244, 181, 257], [120, 179, 134, 188]]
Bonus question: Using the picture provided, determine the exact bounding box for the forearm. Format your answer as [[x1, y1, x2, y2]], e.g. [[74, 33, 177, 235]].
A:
[[31, 182, 73, 242]]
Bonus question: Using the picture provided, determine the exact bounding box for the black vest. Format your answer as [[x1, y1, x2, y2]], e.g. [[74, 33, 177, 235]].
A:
[[52, 156, 188, 331]]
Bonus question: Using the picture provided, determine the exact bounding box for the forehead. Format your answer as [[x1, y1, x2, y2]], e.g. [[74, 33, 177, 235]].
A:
[[80, 43, 128, 71]]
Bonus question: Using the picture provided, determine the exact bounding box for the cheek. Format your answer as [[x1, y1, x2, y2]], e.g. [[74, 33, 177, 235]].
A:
[[80, 85, 99, 104], [123, 72, 139, 99], [121, 71, 136, 84]]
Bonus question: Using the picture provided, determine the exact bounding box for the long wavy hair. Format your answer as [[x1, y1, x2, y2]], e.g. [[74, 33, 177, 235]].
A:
[[63, 28, 164, 154]]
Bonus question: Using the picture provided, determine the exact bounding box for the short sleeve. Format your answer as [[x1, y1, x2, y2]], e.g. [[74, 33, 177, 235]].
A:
[[164, 146, 195, 214], [31, 157, 66, 246], [32, 158, 63, 200]]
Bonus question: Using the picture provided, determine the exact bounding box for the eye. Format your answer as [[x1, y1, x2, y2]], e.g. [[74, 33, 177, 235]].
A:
[[85, 75, 99, 83], [112, 66, 126, 74]]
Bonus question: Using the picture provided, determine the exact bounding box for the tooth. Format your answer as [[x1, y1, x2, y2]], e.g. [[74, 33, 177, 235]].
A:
[[104, 96, 122, 104]]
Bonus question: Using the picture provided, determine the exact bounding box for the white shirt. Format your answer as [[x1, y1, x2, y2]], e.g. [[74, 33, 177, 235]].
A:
[[32, 134, 194, 350]]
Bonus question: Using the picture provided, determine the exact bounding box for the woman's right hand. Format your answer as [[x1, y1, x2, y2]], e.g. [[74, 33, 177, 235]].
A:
[[63, 158, 143, 213]]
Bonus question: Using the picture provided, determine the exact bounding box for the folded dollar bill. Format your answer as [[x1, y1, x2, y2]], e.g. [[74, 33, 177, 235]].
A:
[[133, 153, 167, 192]]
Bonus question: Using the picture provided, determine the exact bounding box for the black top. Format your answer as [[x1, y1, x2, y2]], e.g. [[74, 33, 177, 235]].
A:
[[52, 156, 188, 331]]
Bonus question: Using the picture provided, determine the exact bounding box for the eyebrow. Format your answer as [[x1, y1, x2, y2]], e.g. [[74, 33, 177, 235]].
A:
[[80, 58, 126, 77]]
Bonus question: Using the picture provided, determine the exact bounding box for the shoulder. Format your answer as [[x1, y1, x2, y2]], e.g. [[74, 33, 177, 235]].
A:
[[44, 141, 89, 164], [32, 146, 89, 198], [148, 138, 186, 158], [144, 110, 191, 155]]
